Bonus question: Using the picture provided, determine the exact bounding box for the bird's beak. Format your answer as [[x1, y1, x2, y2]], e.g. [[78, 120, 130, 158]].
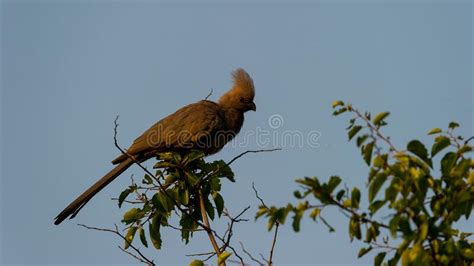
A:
[[248, 102, 256, 112]]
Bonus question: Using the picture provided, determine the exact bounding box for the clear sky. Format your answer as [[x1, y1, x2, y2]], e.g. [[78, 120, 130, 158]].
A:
[[1, 0, 472, 265]]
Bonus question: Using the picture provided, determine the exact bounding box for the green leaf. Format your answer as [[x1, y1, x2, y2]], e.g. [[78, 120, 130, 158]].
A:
[[348, 125, 363, 141], [419, 222, 428, 240], [349, 217, 362, 241], [294, 190, 303, 199], [122, 208, 144, 224], [440, 152, 457, 176], [365, 224, 380, 243], [427, 128, 442, 135], [276, 207, 290, 224], [180, 214, 197, 244], [452, 158, 471, 178], [388, 215, 400, 238], [211, 160, 235, 182], [152, 192, 175, 213], [356, 134, 369, 147], [309, 208, 321, 220], [143, 174, 153, 184], [351, 187, 361, 209], [118, 188, 132, 208], [212, 193, 224, 218], [346, 118, 356, 130], [374, 252, 386, 266], [333, 107, 348, 116], [184, 172, 200, 186], [358, 246, 373, 258], [399, 216, 412, 235], [217, 252, 232, 265], [407, 140, 432, 167], [148, 215, 162, 249], [163, 173, 178, 186], [336, 189, 345, 201], [431, 136, 450, 157], [385, 185, 398, 202], [189, 260, 204, 266], [292, 210, 303, 232], [369, 200, 386, 214], [124, 226, 138, 249], [205, 198, 215, 221], [209, 176, 222, 192], [255, 206, 268, 220], [387, 253, 400, 266], [332, 100, 344, 108], [460, 248, 474, 259], [363, 141, 375, 166], [153, 161, 174, 169], [139, 227, 148, 248], [448, 121, 460, 129], [369, 173, 387, 202], [179, 187, 190, 205], [373, 112, 390, 125], [268, 207, 289, 231], [327, 176, 342, 193], [183, 150, 205, 165]]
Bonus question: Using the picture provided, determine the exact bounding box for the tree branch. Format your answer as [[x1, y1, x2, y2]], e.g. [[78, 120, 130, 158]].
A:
[[78, 224, 155, 266], [198, 190, 222, 259]]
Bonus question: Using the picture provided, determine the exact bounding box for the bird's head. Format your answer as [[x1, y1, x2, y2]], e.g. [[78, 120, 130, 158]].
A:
[[218, 68, 256, 112]]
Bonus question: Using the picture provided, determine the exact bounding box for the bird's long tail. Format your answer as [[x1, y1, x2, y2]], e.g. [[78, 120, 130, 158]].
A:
[[54, 158, 134, 225]]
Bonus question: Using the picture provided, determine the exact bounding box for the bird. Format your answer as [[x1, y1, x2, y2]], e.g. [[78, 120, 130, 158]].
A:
[[54, 68, 256, 225]]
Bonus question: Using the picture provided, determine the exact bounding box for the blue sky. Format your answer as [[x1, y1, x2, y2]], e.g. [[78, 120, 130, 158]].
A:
[[1, 1, 472, 265]]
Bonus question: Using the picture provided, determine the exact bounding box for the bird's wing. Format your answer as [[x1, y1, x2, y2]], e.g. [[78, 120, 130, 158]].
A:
[[112, 101, 225, 163]]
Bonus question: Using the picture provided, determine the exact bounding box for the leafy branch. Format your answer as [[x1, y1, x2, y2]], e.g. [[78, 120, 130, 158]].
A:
[[257, 101, 474, 265], [82, 116, 280, 265]]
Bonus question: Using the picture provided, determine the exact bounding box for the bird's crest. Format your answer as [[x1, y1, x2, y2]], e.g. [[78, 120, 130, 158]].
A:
[[231, 68, 255, 98]]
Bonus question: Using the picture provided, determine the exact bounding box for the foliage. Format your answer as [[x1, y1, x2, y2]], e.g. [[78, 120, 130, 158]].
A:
[[258, 101, 474, 265], [117, 150, 235, 265]]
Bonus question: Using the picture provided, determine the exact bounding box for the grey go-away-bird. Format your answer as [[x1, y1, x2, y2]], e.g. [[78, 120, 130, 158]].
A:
[[54, 68, 256, 225]]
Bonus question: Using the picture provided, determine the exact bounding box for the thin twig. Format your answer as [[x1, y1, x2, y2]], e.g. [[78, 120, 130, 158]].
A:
[[251, 182, 279, 266], [221, 206, 251, 253], [268, 223, 279, 266], [186, 251, 215, 257], [329, 194, 390, 230], [118, 246, 150, 265], [239, 242, 265, 266], [464, 136, 474, 145], [259, 253, 270, 264], [351, 107, 398, 153], [252, 182, 268, 208], [227, 149, 281, 166], [168, 224, 205, 232], [204, 89, 213, 100], [111, 198, 143, 204], [78, 224, 154, 266]]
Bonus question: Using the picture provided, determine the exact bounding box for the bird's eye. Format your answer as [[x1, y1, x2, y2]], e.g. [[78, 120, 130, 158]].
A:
[[239, 97, 244, 103]]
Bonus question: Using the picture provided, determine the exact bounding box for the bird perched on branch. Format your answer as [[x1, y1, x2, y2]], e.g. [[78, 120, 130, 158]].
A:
[[54, 68, 256, 225]]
